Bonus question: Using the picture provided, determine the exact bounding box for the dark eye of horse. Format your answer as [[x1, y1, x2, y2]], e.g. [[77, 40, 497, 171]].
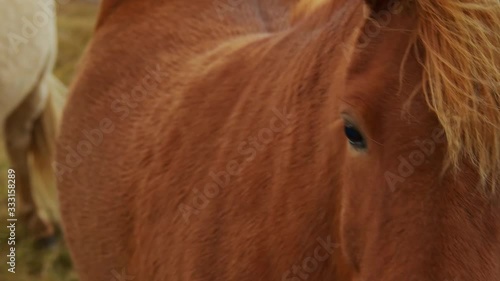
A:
[[344, 124, 366, 150]]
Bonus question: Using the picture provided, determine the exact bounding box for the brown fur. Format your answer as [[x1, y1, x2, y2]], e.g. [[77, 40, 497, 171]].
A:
[[57, 0, 500, 280]]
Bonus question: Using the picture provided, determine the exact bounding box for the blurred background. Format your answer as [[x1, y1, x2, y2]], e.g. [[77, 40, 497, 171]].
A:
[[0, 1, 99, 280]]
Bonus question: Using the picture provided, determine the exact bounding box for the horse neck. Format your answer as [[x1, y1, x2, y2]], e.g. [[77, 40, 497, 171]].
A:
[[215, 2, 367, 275]]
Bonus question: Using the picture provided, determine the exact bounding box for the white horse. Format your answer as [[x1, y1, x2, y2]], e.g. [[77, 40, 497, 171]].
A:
[[0, 0, 65, 243]]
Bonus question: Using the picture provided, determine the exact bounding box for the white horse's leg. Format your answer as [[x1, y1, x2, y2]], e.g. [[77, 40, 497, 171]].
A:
[[4, 79, 55, 242]]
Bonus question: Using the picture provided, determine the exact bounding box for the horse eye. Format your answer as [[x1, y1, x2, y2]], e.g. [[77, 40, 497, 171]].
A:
[[344, 124, 366, 150]]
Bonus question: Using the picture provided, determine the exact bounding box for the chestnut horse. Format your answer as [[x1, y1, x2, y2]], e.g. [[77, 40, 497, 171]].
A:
[[1, 0, 64, 243], [57, 0, 500, 280]]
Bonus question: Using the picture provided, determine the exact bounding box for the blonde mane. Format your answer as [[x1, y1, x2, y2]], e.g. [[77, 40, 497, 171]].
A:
[[294, 0, 500, 191], [414, 0, 500, 191], [291, 0, 331, 23]]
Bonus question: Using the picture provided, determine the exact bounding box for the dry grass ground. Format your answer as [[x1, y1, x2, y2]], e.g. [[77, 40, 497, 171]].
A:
[[0, 2, 99, 280]]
